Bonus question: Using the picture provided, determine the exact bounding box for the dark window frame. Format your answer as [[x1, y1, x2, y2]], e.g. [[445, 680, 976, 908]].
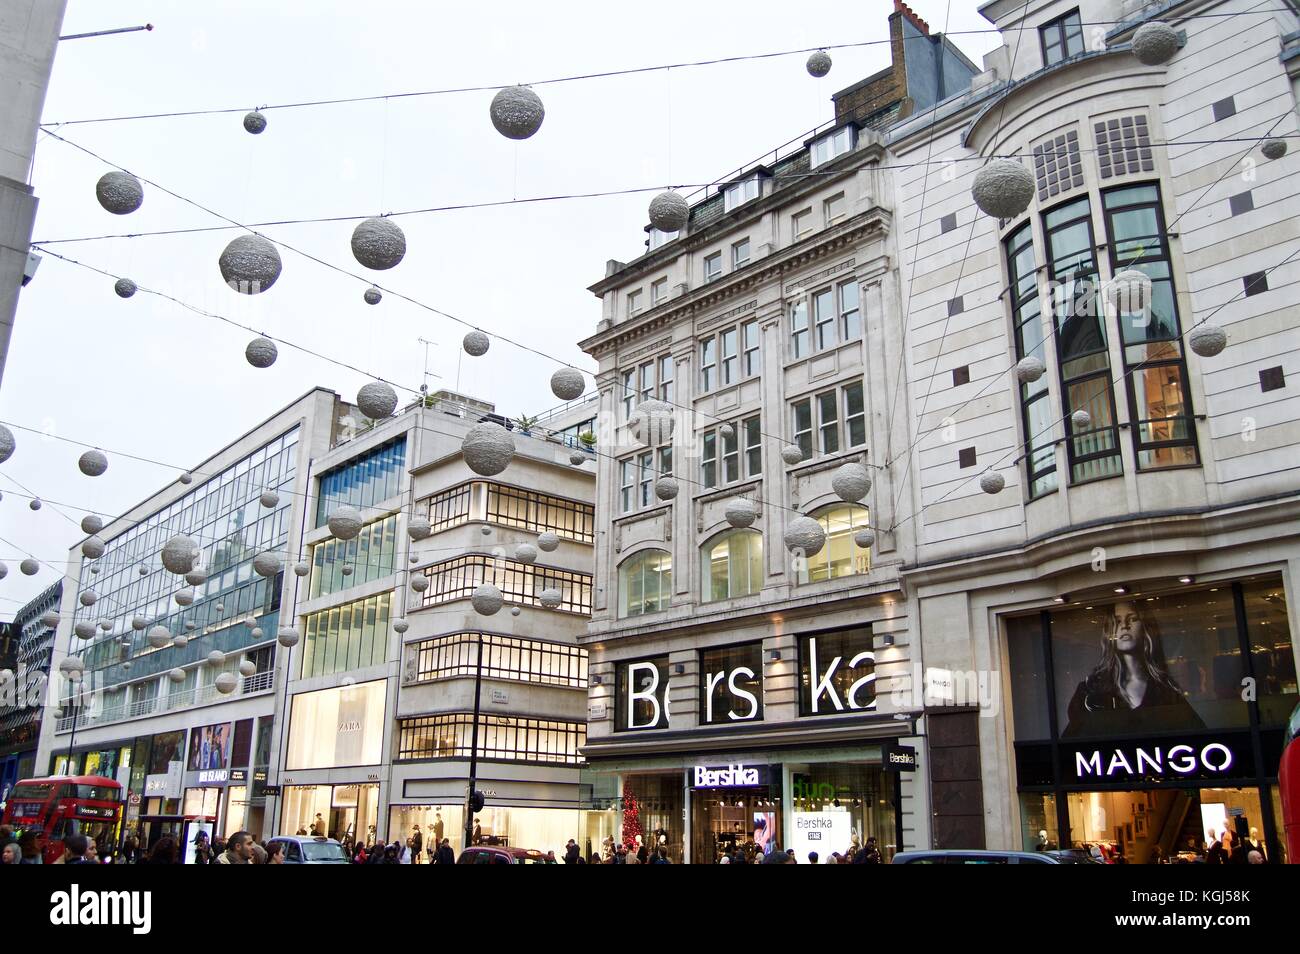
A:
[[1040, 9, 1085, 67]]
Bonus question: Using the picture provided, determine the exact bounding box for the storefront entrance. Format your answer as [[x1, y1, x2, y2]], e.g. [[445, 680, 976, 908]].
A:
[[691, 787, 782, 863], [281, 783, 379, 850]]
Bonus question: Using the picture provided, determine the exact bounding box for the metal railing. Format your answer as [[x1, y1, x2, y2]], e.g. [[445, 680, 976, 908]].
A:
[[53, 670, 276, 733]]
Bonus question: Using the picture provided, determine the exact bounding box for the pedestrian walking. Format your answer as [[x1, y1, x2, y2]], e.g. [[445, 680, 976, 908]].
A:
[[145, 836, 177, 864], [216, 831, 254, 864]]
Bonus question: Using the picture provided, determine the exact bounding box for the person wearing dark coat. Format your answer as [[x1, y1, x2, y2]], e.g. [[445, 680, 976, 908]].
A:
[[564, 839, 580, 864], [435, 838, 456, 865]]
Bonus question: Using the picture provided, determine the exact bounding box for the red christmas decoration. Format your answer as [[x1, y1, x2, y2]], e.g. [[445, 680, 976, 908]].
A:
[[622, 791, 642, 849]]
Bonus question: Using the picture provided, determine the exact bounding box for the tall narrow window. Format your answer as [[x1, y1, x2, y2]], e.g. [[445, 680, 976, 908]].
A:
[[658, 355, 674, 403], [639, 362, 654, 403], [818, 390, 840, 454], [620, 459, 635, 513], [626, 289, 643, 317], [813, 288, 836, 350], [700, 338, 716, 392], [840, 280, 861, 340], [722, 425, 740, 484], [732, 238, 751, 268], [793, 400, 813, 459], [701, 431, 718, 489], [703, 530, 764, 602], [790, 300, 809, 359], [823, 192, 846, 225], [1041, 9, 1084, 67], [1045, 197, 1121, 483], [651, 278, 668, 304], [744, 416, 762, 476], [637, 451, 654, 508], [843, 382, 866, 448], [621, 370, 636, 419], [1006, 222, 1058, 497], [742, 320, 761, 377], [1103, 183, 1198, 470], [704, 252, 723, 282], [720, 328, 738, 385]]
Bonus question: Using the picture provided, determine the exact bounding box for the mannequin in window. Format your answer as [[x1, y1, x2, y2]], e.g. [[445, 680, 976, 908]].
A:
[[1062, 600, 1205, 738]]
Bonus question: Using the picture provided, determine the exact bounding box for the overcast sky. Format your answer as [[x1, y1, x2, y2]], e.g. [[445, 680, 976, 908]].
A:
[[0, 0, 1002, 610]]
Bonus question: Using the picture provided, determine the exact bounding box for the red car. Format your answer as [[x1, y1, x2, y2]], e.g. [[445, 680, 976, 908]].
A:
[[457, 846, 547, 864]]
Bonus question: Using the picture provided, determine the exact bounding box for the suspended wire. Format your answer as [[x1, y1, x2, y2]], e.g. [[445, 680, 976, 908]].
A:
[[36, 9, 1298, 128]]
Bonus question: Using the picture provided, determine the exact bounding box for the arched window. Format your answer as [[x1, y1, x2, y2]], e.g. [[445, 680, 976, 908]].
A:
[[702, 530, 763, 602], [618, 550, 673, 618], [798, 505, 870, 584]]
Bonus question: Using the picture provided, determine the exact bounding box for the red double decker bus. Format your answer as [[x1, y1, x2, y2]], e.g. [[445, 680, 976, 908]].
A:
[[1, 774, 122, 863]]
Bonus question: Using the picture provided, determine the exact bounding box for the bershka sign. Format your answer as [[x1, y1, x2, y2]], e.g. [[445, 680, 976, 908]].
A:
[[799, 629, 876, 716], [1072, 741, 1236, 781], [49, 886, 151, 934], [884, 744, 917, 771], [692, 764, 768, 788]]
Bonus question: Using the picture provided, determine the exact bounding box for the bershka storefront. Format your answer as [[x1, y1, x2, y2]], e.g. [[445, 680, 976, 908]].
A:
[[1008, 575, 1295, 863], [587, 625, 912, 864]]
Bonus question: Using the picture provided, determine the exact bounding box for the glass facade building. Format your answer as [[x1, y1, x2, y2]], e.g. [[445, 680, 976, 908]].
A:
[[314, 437, 407, 527], [308, 513, 399, 599]]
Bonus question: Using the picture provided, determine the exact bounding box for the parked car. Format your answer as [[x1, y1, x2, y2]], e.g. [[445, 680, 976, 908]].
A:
[[457, 846, 547, 864], [265, 836, 350, 864], [891, 849, 1064, 864]]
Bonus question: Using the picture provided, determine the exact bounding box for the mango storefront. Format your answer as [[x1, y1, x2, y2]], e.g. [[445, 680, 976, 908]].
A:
[[1007, 575, 1295, 863]]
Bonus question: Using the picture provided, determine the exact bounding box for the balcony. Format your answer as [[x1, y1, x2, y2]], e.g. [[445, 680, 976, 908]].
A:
[[55, 670, 276, 733]]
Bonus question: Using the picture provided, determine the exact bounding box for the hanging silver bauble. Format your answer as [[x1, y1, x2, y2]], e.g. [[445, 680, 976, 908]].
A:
[[1188, 324, 1227, 357], [215, 672, 238, 694], [29, 498, 41, 511], [78, 449, 109, 477], [539, 587, 563, 609], [131, 616, 147, 630], [121, 662, 132, 671], [82, 536, 106, 559], [252, 551, 283, 577], [648, 190, 689, 233], [96, 171, 144, 215], [98, 620, 113, 631], [718, 423, 735, 440], [81, 514, 104, 535], [654, 477, 679, 501], [1131, 21, 1179, 65], [293, 561, 310, 577], [238, 659, 257, 677], [462, 422, 515, 476], [90, 566, 100, 575], [462, 330, 490, 356], [627, 399, 674, 446], [831, 463, 872, 503], [174, 588, 195, 607], [138, 566, 148, 576], [1014, 356, 1046, 384], [781, 445, 805, 466], [20, 558, 39, 576], [243, 110, 267, 134], [277, 626, 300, 648], [42, 610, 61, 628], [410, 575, 430, 592], [161, 534, 198, 574], [357, 381, 399, 419], [725, 497, 758, 529], [393, 619, 409, 634], [74, 622, 96, 639], [479, 525, 492, 537], [971, 158, 1035, 219], [59, 656, 85, 675], [147, 626, 171, 649], [206, 650, 224, 665], [784, 516, 827, 557], [489, 85, 545, 140], [806, 50, 832, 77], [514, 542, 538, 564], [536, 531, 560, 552], [185, 568, 208, 586], [167, 668, 186, 684], [409, 554, 419, 564], [341, 564, 353, 576], [254, 490, 278, 509], [1071, 409, 1092, 431], [569, 451, 587, 466], [364, 285, 382, 305], [245, 336, 278, 368], [1107, 269, 1152, 316], [179, 472, 193, 484], [79, 590, 98, 607], [407, 517, 432, 541], [328, 506, 365, 540], [550, 367, 586, 401], [184, 621, 196, 631], [511, 606, 521, 617], [980, 470, 1006, 495], [853, 528, 876, 549], [1261, 139, 1288, 161], [215, 603, 225, 612], [114, 278, 137, 298], [472, 583, 504, 616], [173, 634, 189, 647], [219, 234, 282, 294], [351, 217, 407, 270], [251, 627, 264, 639], [0, 561, 7, 580], [0, 424, 13, 464]]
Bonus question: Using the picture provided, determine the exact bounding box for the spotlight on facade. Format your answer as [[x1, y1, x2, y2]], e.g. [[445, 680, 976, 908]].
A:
[[769, 649, 780, 661], [1114, 585, 1129, 594], [1053, 594, 1068, 603], [1179, 575, 1195, 584]]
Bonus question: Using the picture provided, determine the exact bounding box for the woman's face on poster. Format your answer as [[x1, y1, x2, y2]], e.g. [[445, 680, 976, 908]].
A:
[[1110, 601, 1144, 653]]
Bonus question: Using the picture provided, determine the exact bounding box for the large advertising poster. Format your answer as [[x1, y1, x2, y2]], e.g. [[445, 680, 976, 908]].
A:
[[1049, 594, 1243, 740], [187, 723, 232, 771], [286, 680, 387, 770]]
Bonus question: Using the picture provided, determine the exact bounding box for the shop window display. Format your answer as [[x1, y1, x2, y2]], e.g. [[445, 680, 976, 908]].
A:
[[387, 804, 590, 859], [789, 762, 896, 862], [620, 773, 684, 863], [281, 782, 379, 851]]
